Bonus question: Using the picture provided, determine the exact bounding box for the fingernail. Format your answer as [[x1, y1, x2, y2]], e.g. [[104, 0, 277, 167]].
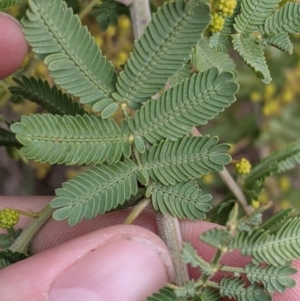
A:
[[0, 12, 22, 28], [49, 237, 173, 301]]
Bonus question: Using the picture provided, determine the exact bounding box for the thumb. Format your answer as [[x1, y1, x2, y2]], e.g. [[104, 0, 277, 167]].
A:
[[0, 12, 28, 79], [0, 225, 174, 301]]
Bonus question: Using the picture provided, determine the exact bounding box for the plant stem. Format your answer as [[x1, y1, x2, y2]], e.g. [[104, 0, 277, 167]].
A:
[[156, 213, 189, 285], [79, 0, 100, 20], [192, 127, 253, 215], [126, 0, 189, 286], [9, 204, 54, 254], [219, 168, 253, 215], [129, 0, 151, 39], [124, 198, 151, 224]]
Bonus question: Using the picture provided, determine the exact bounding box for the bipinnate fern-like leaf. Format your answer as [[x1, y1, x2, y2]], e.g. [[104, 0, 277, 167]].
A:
[[192, 39, 235, 73], [22, 0, 117, 116], [141, 136, 231, 186], [245, 263, 296, 294], [244, 138, 300, 185], [0, 0, 23, 9], [145, 287, 179, 301], [258, 208, 294, 233], [10, 76, 85, 116], [92, 0, 119, 31], [0, 250, 28, 269], [232, 34, 271, 84], [128, 68, 238, 144], [200, 228, 233, 250], [150, 181, 212, 221], [50, 159, 138, 226], [263, 33, 293, 55], [11, 114, 130, 165], [231, 216, 300, 266], [219, 277, 271, 301], [200, 288, 220, 301], [260, 3, 300, 35], [0, 127, 21, 147], [234, 0, 280, 33], [112, 0, 211, 109]]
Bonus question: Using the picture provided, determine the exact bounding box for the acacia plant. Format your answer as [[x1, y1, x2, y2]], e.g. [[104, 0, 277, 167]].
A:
[[1, 0, 300, 300]]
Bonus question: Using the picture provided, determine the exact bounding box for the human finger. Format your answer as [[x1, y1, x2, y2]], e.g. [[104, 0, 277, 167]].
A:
[[0, 12, 28, 79], [0, 224, 174, 301]]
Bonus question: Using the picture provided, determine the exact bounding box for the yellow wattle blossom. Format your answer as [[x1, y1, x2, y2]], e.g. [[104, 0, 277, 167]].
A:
[[250, 91, 262, 103], [210, 13, 225, 33], [279, 176, 291, 192], [235, 158, 251, 175], [215, 0, 237, 17], [0, 208, 20, 229]]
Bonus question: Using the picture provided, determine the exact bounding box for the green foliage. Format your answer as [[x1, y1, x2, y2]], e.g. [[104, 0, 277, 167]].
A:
[[260, 3, 300, 35], [10, 76, 85, 116], [150, 181, 212, 221], [232, 215, 300, 266], [128, 68, 238, 144], [232, 34, 271, 84], [141, 136, 231, 186], [192, 38, 235, 73], [11, 114, 130, 165], [0, 250, 28, 269], [219, 277, 271, 301], [92, 0, 127, 31], [22, 0, 117, 117], [243, 138, 300, 201], [245, 263, 296, 294], [200, 228, 233, 249], [0, 127, 20, 148], [112, 0, 211, 109], [234, 0, 280, 33], [51, 159, 138, 226], [0, 0, 23, 10], [145, 287, 179, 301], [0, 228, 22, 248], [3, 0, 300, 299]]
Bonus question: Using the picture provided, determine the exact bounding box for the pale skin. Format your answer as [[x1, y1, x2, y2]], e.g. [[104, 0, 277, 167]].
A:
[[0, 12, 299, 301]]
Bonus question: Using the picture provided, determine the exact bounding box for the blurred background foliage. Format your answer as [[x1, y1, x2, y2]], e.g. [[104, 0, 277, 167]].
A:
[[0, 0, 299, 219]]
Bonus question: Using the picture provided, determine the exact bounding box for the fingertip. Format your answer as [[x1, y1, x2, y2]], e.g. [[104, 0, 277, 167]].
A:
[[0, 225, 174, 301], [0, 13, 28, 79]]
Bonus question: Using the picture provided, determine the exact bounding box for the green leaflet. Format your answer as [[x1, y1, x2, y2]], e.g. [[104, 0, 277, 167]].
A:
[[234, 0, 281, 33], [10, 76, 85, 116], [92, 0, 119, 31], [145, 287, 179, 301], [22, 0, 117, 116], [245, 263, 296, 294], [200, 228, 234, 249], [258, 208, 294, 233], [51, 159, 138, 226], [128, 68, 238, 144], [192, 39, 235, 73], [219, 277, 271, 301], [0, 0, 23, 9], [263, 33, 293, 55], [260, 3, 300, 35], [0, 250, 28, 269], [244, 138, 300, 185], [200, 288, 220, 301], [11, 114, 130, 165], [141, 136, 231, 186], [0, 127, 20, 148], [150, 181, 212, 221], [112, 0, 211, 109], [231, 216, 300, 266], [232, 34, 271, 84]]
